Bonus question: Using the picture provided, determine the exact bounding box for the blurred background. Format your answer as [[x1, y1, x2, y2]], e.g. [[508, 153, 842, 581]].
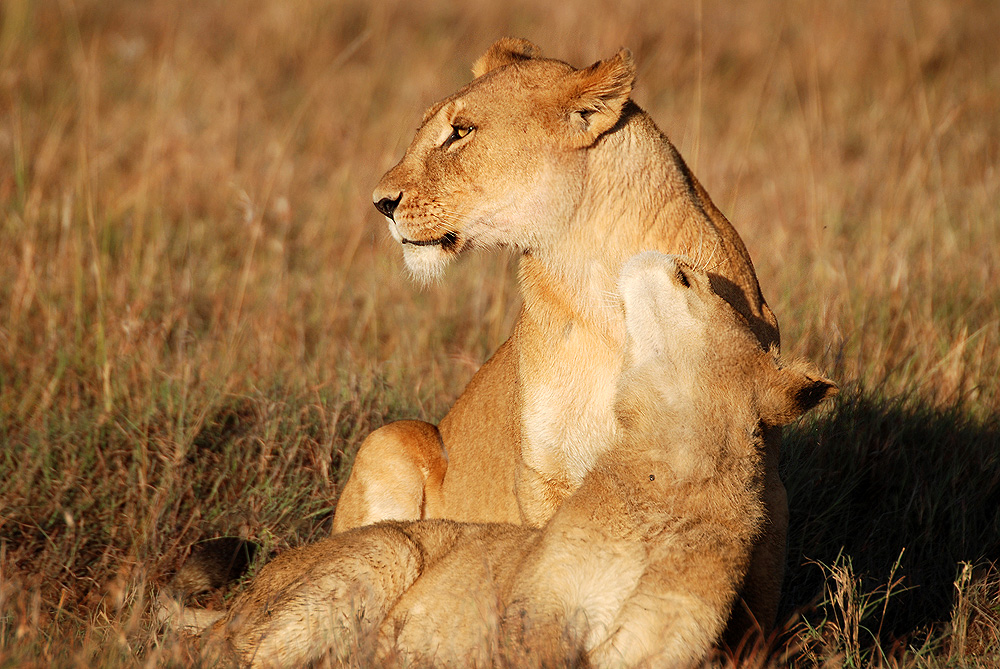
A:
[[1, 0, 997, 664]]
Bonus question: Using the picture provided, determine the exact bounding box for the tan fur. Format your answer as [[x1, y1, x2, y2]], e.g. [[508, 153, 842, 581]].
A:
[[336, 38, 784, 636], [192, 253, 836, 668]]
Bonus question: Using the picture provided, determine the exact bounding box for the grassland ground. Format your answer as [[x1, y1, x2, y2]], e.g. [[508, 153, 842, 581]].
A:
[[1, 0, 998, 665]]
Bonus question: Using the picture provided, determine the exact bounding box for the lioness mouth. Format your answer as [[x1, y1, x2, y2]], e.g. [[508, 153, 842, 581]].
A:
[[401, 231, 459, 252]]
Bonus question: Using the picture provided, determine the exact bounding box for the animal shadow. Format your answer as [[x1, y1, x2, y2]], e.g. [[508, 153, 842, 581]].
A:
[[779, 384, 1000, 639]]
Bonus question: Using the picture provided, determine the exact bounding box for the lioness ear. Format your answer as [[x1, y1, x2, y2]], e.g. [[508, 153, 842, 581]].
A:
[[472, 37, 542, 78], [760, 357, 838, 426], [561, 48, 635, 146]]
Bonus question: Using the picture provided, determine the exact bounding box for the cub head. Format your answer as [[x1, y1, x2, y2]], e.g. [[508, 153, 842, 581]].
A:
[[373, 38, 635, 282], [615, 251, 837, 433]]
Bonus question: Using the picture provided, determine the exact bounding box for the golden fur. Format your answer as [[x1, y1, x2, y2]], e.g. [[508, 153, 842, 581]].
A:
[[186, 253, 836, 668], [334, 38, 784, 635]]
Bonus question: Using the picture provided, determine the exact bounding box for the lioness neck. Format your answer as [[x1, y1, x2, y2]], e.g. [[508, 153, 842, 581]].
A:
[[514, 107, 731, 519], [521, 105, 727, 332]]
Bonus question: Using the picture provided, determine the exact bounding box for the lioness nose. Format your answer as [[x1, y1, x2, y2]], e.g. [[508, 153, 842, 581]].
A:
[[374, 193, 402, 220]]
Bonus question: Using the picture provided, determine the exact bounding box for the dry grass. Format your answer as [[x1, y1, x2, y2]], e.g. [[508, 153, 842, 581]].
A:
[[1, 0, 997, 665]]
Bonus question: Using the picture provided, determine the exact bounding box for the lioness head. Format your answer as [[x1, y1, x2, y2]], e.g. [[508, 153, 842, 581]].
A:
[[373, 38, 635, 281], [616, 251, 836, 434]]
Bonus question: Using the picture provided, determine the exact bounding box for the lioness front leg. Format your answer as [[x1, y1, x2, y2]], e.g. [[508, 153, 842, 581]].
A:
[[332, 420, 447, 533]]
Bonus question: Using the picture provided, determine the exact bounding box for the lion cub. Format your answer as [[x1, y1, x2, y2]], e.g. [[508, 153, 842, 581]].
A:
[[197, 252, 836, 667]]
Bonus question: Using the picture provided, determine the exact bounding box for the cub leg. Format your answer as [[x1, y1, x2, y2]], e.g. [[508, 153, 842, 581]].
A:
[[208, 524, 427, 668], [586, 569, 728, 669], [332, 420, 447, 533]]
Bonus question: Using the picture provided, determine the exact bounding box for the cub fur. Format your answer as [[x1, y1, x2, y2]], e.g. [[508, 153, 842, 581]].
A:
[[336, 38, 783, 635], [191, 253, 835, 668]]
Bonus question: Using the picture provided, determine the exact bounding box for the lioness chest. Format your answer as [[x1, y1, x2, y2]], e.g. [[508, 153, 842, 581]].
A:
[[517, 311, 624, 525]]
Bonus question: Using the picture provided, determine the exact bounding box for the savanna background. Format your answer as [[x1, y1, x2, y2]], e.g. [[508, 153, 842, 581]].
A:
[[1, 0, 998, 665]]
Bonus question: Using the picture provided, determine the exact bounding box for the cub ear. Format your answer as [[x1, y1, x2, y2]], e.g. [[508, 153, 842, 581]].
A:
[[760, 357, 838, 426], [472, 37, 542, 78], [561, 48, 635, 146]]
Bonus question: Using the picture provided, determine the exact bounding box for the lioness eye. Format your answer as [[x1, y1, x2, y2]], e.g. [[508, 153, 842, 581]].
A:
[[444, 124, 475, 147]]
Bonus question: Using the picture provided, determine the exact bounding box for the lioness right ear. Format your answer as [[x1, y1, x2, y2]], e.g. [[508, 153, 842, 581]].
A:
[[561, 48, 635, 147], [472, 38, 542, 78]]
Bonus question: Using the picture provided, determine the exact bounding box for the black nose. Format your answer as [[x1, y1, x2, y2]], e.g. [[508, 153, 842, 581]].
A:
[[374, 194, 401, 220]]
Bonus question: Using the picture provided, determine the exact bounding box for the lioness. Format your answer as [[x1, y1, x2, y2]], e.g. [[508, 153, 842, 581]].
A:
[[196, 253, 835, 668], [335, 38, 784, 635]]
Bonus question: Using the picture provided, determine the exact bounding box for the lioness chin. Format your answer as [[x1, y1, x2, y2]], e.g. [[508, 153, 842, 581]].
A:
[[189, 253, 835, 668], [335, 38, 783, 639]]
